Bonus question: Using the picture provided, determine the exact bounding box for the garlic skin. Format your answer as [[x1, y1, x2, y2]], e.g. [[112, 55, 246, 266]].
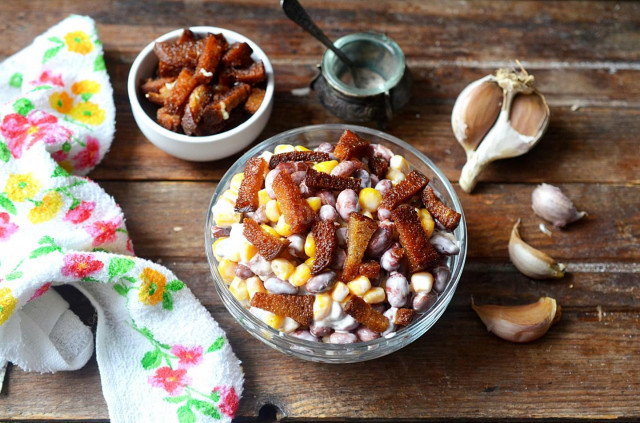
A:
[[472, 297, 561, 343], [532, 183, 586, 228], [509, 219, 565, 279], [451, 65, 550, 193]]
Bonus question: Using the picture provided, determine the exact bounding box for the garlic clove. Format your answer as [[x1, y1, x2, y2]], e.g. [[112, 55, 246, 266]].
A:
[[472, 297, 560, 343], [509, 219, 565, 279], [531, 183, 587, 228], [510, 92, 550, 137]]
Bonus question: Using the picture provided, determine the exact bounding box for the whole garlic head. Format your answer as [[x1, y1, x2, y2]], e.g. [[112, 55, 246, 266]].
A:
[[452, 64, 550, 193]]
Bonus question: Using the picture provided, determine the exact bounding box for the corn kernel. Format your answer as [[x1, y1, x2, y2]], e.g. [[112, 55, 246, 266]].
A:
[[363, 287, 386, 304], [281, 317, 300, 333], [275, 215, 293, 237], [290, 263, 312, 287], [358, 187, 383, 213], [212, 200, 242, 227], [363, 210, 374, 219], [294, 145, 311, 151], [239, 240, 257, 263], [418, 208, 435, 238], [411, 271, 434, 293], [221, 189, 238, 203], [390, 155, 410, 173], [304, 257, 314, 267], [265, 200, 281, 222], [229, 277, 249, 302], [347, 275, 371, 297], [259, 151, 273, 163], [226, 248, 241, 263], [313, 293, 333, 320], [306, 196, 322, 212], [271, 258, 296, 280], [251, 307, 284, 329], [304, 233, 316, 257], [274, 144, 295, 154], [313, 160, 339, 174], [218, 259, 237, 284], [331, 281, 350, 302], [213, 237, 228, 261], [260, 224, 279, 238], [229, 173, 244, 193], [258, 189, 271, 207], [386, 168, 406, 185], [246, 276, 266, 299]]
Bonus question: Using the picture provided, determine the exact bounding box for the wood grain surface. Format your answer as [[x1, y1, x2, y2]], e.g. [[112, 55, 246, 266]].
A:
[[0, 0, 638, 421]]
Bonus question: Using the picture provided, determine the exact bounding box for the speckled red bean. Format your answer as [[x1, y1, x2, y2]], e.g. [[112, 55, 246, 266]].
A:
[[370, 174, 379, 187], [317, 190, 336, 207], [235, 264, 255, 279], [374, 179, 393, 197], [287, 234, 306, 258], [432, 266, 451, 293], [299, 180, 313, 198], [413, 291, 438, 312], [319, 204, 339, 222], [310, 323, 332, 337], [248, 254, 273, 278], [371, 143, 394, 161], [385, 271, 410, 307], [328, 332, 358, 344], [290, 170, 307, 186], [265, 168, 281, 199], [377, 206, 392, 221], [333, 316, 359, 331], [354, 169, 371, 189], [366, 221, 395, 257], [336, 189, 360, 221], [290, 330, 320, 342], [380, 243, 403, 272], [356, 325, 381, 342], [330, 160, 357, 177], [211, 225, 231, 238], [306, 271, 337, 293], [336, 227, 348, 248], [331, 248, 346, 270], [382, 308, 397, 336], [264, 277, 298, 294], [430, 232, 460, 255], [316, 142, 334, 153], [251, 205, 269, 224]]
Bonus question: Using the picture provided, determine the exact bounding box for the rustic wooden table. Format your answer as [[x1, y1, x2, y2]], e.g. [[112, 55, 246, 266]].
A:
[[1, 0, 638, 421]]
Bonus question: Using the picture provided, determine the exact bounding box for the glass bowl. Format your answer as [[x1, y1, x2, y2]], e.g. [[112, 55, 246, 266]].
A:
[[204, 124, 467, 363]]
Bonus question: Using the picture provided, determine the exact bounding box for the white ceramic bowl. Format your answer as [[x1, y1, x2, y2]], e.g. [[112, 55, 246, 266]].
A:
[[127, 26, 274, 161]]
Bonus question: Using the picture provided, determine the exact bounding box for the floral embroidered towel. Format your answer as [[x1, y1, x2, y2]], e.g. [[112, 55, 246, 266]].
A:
[[0, 15, 243, 422]]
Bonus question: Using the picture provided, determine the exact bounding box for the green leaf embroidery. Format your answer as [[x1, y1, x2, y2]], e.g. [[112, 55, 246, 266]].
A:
[[94, 54, 106, 71], [164, 395, 188, 404], [30, 245, 61, 259], [47, 36, 64, 45], [108, 257, 135, 279], [141, 349, 161, 370], [9, 72, 22, 88], [162, 291, 173, 311], [43, 45, 63, 64], [13, 98, 34, 117], [177, 406, 196, 423], [81, 92, 93, 102], [0, 195, 16, 215], [92, 247, 109, 253], [113, 283, 129, 297], [29, 85, 52, 92], [0, 142, 10, 162], [166, 280, 184, 292], [120, 276, 137, 284], [210, 390, 220, 402], [207, 336, 225, 353], [197, 403, 221, 419], [39, 235, 56, 245], [52, 165, 70, 177], [6, 271, 23, 281], [82, 276, 100, 282], [61, 141, 71, 153]]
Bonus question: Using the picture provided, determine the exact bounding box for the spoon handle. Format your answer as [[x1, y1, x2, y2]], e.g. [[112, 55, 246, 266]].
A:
[[281, 0, 355, 68]]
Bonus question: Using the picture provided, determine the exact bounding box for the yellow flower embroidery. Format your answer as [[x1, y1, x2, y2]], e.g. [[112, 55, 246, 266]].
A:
[[139, 267, 167, 306], [70, 102, 105, 125], [72, 80, 101, 95], [49, 91, 74, 114], [64, 31, 93, 55], [5, 173, 42, 202], [0, 287, 18, 326], [28, 191, 63, 224]]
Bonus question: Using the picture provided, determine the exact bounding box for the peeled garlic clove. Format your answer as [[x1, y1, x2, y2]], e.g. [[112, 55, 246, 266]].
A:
[[452, 64, 550, 193], [509, 219, 565, 279], [472, 297, 560, 343], [532, 183, 587, 228]]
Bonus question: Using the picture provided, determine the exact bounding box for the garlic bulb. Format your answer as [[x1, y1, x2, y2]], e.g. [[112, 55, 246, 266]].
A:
[[532, 183, 586, 227], [509, 219, 565, 279], [472, 297, 561, 343], [452, 64, 550, 193]]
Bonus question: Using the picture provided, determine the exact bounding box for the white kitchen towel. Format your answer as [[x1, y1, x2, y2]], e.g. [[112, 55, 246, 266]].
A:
[[0, 15, 243, 422]]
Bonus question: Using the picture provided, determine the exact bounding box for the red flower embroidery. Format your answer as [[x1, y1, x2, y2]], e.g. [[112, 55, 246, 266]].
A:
[[213, 386, 239, 417], [71, 136, 100, 170], [29, 282, 52, 301], [170, 345, 203, 368], [84, 215, 121, 246], [126, 237, 135, 254], [0, 212, 18, 241], [61, 253, 104, 278], [64, 201, 95, 224], [149, 366, 190, 396], [31, 70, 64, 87], [0, 111, 72, 158], [50, 149, 68, 162]]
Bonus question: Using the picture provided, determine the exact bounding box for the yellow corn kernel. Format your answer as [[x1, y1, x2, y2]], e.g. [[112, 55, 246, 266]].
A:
[[313, 160, 339, 174], [363, 287, 386, 304], [218, 259, 237, 284], [260, 224, 279, 238], [246, 276, 266, 299], [386, 168, 406, 185], [304, 233, 316, 257], [261, 310, 285, 329], [239, 241, 257, 263], [331, 281, 350, 302], [226, 248, 241, 263], [359, 187, 383, 213], [363, 211, 374, 219], [389, 155, 410, 173], [212, 199, 242, 227], [306, 197, 322, 212], [258, 189, 271, 207], [313, 293, 333, 321], [274, 144, 295, 154], [281, 317, 300, 333], [213, 237, 228, 261], [275, 215, 293, 237], [304, 257, 315, 267], [221, 189, 238, 204], [294, 145, 311, 151], [229, 173, 245, 193], [229, 277, 249, 302], [418, 208, 435, 238], [259, 150, 273, 163], [290, 263, 312, 287], [411, 271, 434, 293], [265, 200, 281, 222], [347, 275, 371, 297], [271, 258, 296, 281]]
